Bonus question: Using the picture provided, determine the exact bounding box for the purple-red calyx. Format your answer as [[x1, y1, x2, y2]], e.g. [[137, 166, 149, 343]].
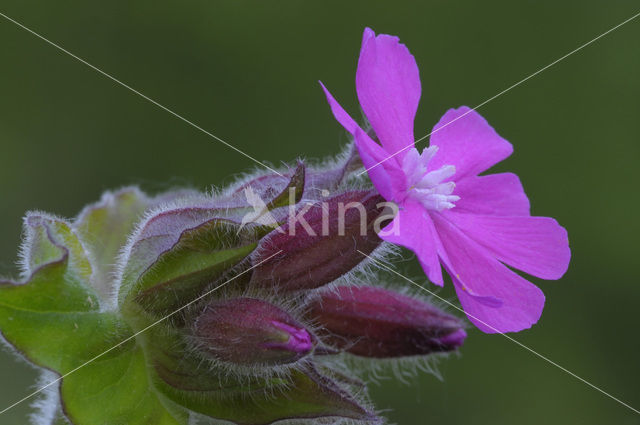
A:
[[195, 298, 314, 366], [320, 27, 571, 334], [309, 285, 466, 358], [250, 190, 386, 291]]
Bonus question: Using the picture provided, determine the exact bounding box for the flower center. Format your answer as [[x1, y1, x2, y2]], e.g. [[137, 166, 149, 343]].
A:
[[402, 146, 459, 212]]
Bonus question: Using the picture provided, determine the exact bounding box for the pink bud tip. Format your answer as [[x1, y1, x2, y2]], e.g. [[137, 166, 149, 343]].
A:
[[264, 321, 314, 354], [432, 328, 467, 349], [194, 298, 314, 366]]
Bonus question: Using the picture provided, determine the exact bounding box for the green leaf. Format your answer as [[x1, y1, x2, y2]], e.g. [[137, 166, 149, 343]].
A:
[[61, 344, 185, 425], [75, 187, 149, 301], [121, 218, 265, 316], [0, 221, 127, 373], [0, 212, 186, 425], [22, 214, 92, 283]]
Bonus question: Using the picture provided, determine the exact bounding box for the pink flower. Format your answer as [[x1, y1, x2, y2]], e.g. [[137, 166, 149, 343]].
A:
[[320, 27, 571, 333]]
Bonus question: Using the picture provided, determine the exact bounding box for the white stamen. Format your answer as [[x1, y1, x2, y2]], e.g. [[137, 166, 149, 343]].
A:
[[402, 147, 459, 212], [419, 145, 439, 164], [401, 148, 426, 185]]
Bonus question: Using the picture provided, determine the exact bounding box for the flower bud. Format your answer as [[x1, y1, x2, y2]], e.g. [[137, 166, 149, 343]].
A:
[[249, 191, 389, 291], [194, 298, 314, 366], [308, 286, 466, 358]]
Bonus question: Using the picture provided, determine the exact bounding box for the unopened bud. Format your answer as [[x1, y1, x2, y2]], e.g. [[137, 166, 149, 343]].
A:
[[194, 298, 313, 366], [308, 286, 466, 358], [250, 191, 388, 291]]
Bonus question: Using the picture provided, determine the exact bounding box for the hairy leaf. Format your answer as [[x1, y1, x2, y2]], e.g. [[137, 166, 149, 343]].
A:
[[121, 217, 267, 316], [75, 187, 149, 301]]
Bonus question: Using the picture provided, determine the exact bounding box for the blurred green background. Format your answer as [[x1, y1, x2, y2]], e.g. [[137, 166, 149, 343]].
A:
[[1, 1, 639, 424]]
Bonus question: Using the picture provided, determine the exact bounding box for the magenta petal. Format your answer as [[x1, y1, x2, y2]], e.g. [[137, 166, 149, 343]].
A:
[[432, 213, 545, 333], [356, 28, 420, 160], [454, 173, 530, 216], [380, 200, 443, 285], [429, 107, 513, 180], [353, 129, 406, 200], [319, 81, 360, 135], [320, 81, 405, 199], [444, 212, 571, 280]]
